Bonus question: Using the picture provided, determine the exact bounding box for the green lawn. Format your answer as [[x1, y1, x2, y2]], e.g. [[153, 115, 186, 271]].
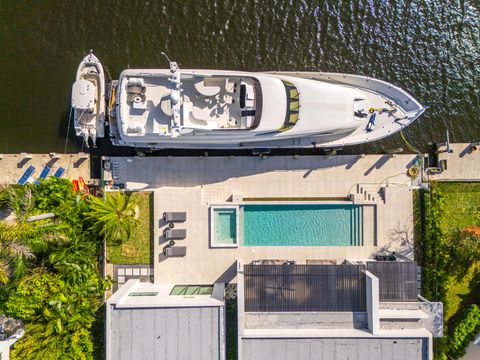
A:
[[446, 263, 480, 321], [437, 183, 480, 236], [106, 191, 153, 265], [435, 183, 480, 321]]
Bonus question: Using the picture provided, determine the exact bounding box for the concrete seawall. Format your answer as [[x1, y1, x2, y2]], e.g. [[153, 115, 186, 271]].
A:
[[1, 142, 479, 186]]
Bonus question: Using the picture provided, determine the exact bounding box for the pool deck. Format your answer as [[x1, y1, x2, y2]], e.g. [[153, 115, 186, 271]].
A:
[[106, 154, 418, 284], [0, 153, 90, 185]]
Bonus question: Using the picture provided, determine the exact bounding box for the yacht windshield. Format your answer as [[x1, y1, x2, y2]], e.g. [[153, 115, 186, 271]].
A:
[[278, 80, 300, 132]]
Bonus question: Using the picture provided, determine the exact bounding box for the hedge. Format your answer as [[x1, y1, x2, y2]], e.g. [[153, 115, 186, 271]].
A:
[[447, 304, 480, 358], [419, 185, 449, 309]]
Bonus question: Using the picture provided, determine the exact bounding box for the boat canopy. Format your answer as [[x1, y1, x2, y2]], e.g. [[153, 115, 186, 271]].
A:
[[71, 79, 95, 111]]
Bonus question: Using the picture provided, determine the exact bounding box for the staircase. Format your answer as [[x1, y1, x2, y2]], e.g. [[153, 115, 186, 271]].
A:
[[351, 205, 364, 246], [354, 184, 385, 204], [201, 184, 225, 205]]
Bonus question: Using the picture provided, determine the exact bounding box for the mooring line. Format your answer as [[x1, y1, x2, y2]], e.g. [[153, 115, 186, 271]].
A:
[[64, 106, 73, 154]]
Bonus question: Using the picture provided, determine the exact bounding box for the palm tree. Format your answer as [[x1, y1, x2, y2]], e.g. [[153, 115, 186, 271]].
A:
[[85, 192, 139, 244], [1, 186, 34, 221], [0, 221, 68, 283]]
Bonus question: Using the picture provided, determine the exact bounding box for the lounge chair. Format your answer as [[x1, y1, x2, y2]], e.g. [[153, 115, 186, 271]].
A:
[[53, 167, 65, 178], [17, 165, 36, 185], [35, 166, 52, 185], [163, 212, 186, 222], [164, 246, 186, 257], [164, 229, 186, 240]]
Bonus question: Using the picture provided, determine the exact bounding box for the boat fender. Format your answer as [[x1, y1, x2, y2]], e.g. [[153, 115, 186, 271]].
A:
[[365, 113, 376, 133]]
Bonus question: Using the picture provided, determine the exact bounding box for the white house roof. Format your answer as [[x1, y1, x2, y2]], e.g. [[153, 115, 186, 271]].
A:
[[106, 280, 225, 360], [108, 280, 224, 308]]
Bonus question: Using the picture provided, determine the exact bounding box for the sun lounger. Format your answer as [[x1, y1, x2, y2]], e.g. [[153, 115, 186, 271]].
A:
[[53, 167, 65, 178], [17, 165, 36, 185], [164, 246, 186, 257], [163, 212, 187, 222], [35, 166, 52, 185], [164, 229, 186, 240]]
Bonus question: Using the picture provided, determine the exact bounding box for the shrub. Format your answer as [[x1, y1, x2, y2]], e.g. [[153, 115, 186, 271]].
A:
[[447, 304, 480, 358]]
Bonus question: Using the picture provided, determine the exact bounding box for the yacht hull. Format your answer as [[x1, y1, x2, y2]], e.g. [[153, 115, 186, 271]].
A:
[[71, 52, 105, 148], [107, 69, 425, 149]]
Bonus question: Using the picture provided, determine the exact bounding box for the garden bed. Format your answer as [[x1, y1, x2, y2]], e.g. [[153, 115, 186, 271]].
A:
[[106, 191, 153, 265]]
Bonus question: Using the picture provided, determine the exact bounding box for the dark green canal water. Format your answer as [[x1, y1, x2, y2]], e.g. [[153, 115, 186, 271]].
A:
[[0, 0, 478, 153]]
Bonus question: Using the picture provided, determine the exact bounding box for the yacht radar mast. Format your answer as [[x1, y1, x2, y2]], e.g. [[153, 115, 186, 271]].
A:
[[161, 52, 182, 137]]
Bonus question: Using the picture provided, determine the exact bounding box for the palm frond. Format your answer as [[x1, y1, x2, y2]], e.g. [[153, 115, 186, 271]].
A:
[[21, 188, 35, 215], [0, 260, 10, 285], [7, 241, 34, 259], [85, 192, 139, 244]]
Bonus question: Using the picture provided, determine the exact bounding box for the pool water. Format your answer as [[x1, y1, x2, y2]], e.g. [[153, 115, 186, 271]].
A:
[[242, 204, 363, 246], [213, 208, 237, 245]]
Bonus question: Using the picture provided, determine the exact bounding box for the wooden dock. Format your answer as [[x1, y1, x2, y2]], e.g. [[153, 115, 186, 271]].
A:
[[0, 153, 90, 185]]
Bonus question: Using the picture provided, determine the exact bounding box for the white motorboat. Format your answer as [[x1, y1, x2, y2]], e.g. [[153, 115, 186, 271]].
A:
[[71, 51, 105, 148], [107, 57, 425, 149]]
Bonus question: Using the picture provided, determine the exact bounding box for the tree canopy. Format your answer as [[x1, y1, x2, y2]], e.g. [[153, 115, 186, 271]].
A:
[[0, 178, 112, 359]]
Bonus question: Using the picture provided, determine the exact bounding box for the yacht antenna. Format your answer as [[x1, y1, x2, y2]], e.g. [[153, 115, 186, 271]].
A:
[[161, 52, 171, 63], [161, 52, 179, 73]]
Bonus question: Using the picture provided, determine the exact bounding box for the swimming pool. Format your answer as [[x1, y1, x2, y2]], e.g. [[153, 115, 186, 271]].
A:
[[242, 203, 364, 246], [210, 203, 364, 247], [210, 206, 239, 247]]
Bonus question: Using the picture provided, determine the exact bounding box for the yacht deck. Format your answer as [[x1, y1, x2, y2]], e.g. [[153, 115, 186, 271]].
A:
[[119, 75, 257, 137]]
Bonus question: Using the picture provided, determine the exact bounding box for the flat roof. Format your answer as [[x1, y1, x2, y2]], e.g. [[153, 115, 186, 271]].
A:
[[107, 280, 225, 360], [108, 280, 224, 308], [240, 337, 428, 360]]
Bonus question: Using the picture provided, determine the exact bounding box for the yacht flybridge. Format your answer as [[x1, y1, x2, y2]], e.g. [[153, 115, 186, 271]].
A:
[[73, 53, 426, 149]]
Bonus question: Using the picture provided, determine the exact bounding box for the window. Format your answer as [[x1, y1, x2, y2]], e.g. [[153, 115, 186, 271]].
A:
[[170, 285, 214, 296], [278, 81, 300, 132]]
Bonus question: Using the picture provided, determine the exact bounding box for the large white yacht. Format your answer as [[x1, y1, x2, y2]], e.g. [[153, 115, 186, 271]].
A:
[[106, 58, 425, 149]]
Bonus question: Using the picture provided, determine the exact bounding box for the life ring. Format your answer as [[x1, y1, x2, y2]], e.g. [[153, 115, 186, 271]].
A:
[[408, 166, 419, 178], [133, 95, 143, 103]]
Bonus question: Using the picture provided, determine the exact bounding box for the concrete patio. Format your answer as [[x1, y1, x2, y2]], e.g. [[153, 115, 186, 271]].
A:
[[105, 154, 418, 284], [0, 153, 90, 185]]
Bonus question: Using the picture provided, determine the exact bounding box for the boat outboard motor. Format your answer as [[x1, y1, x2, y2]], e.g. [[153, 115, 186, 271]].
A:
[[89, 127, 97, 147]]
